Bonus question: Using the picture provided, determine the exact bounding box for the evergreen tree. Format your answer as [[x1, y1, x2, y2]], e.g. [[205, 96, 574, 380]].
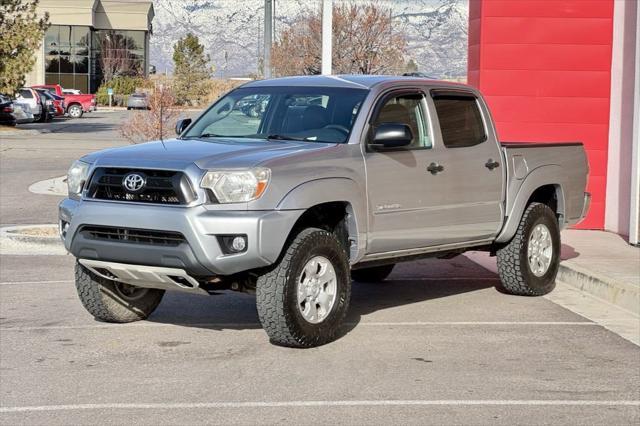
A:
[[0, 0, 49, 94], [172, 33, 212, 105]]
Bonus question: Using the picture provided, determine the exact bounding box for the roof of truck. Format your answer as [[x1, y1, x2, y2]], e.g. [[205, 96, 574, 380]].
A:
[[243, 75, 468, 90]]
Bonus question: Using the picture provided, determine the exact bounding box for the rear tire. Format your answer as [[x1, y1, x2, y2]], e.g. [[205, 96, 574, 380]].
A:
[[68, 104, 83, 118], [75, 262, 165, 322], [351, 264, 395, 282], [256, 228, 351, 348], [496, 202, 560, 296]]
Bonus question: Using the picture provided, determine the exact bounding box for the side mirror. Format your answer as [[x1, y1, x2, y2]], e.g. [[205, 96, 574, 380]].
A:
[[175, 118, 192, 135], [370, 123, 413, 149]]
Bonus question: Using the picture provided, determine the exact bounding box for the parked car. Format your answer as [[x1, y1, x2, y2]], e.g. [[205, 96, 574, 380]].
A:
[[12, 102, 35, 124], [16, 88, 43, 122], [33, 89, 56, 122], [32, 84, 96, 118], [0, 95, 16, 126], [126, 93, 149, 110], [60, 76, 590, 348]]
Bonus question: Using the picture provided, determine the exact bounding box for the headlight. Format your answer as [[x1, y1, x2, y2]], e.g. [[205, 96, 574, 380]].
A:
[[201, 168, 270, 203], [67, 160, 91, 197]]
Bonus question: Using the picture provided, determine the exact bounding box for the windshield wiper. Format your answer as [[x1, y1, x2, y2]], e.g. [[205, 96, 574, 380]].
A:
[[266, 134, 308, 142], [199, 133, 223, 138]]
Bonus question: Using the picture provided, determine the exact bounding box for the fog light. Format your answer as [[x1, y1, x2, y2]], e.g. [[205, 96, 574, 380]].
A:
[[231, 236, 246, 252], [218, 235, 248, 254]]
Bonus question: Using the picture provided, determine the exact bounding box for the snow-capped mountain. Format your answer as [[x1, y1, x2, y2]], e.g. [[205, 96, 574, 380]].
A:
[[150, 0, 468, 78]]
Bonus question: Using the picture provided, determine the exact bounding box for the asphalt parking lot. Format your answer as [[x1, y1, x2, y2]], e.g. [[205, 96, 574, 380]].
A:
[[1, 112, 639, 425]]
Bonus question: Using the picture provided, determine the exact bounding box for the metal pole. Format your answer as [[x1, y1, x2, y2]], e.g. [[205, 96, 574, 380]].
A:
[[264, 0, 273, 79], [321, 0, 333, 75]]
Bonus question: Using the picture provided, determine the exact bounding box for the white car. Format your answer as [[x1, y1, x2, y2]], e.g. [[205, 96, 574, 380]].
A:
[[62, 89, 82, 95], [16, 88, 42, 121]]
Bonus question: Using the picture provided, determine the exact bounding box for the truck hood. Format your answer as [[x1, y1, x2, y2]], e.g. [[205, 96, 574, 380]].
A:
[[83, 137, 335, 170]]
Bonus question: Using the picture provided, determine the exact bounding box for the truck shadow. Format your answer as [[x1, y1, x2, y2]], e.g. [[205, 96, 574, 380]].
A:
[[146, 256, 499, 340]]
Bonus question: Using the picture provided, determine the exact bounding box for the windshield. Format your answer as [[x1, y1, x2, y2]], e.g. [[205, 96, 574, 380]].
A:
[[183, 86, 369, 143]]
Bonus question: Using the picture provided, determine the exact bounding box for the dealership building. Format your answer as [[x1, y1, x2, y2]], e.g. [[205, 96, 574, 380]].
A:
[[25, 0, 154, 94], [468, 0, 639, 244]]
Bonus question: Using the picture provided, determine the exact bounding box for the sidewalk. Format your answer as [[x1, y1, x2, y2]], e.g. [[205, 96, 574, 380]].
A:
[[559, 230, 639, 315]]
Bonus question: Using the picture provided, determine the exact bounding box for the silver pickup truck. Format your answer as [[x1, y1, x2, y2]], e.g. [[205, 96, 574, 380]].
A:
[[60, 75, 590, 347]]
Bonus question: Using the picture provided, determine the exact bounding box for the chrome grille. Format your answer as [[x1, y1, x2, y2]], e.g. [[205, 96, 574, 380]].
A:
[[86, 168, 196, 205]]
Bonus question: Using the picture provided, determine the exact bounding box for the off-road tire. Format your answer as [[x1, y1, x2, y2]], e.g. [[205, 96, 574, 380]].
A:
[[351, 264, 395, 282], [75, 262, 165, 322], [496, 202, 560, 296], [256, 228, 351, 348]]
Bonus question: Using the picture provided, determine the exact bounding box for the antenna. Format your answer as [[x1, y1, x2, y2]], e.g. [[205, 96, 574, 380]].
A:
[[159, 83, 166, 149]]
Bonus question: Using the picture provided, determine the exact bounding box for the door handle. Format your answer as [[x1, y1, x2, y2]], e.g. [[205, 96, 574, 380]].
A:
[[427, 162, 444, 175], [485, 159, 500, 170]]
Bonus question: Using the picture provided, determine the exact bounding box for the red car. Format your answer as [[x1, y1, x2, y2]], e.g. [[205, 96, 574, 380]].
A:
[[31, 84, 96, 119]]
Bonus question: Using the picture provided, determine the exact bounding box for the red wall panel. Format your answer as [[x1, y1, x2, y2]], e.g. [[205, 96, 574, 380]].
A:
[[468, 0, 614, 229]]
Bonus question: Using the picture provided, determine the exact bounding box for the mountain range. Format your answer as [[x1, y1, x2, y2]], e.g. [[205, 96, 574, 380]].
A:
[[150, 0, 468, 79]]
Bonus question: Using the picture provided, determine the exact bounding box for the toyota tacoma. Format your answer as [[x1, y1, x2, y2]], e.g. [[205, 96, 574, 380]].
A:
[[59, 75, 590, 347]]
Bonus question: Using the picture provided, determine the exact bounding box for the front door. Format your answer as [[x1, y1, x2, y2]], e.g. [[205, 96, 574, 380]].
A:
[[365, 90, 439, 253]]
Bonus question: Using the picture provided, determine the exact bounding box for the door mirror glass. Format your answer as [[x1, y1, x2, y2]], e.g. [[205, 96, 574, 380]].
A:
[[175, 118, 192, 135], [370, 123, 413, 149]]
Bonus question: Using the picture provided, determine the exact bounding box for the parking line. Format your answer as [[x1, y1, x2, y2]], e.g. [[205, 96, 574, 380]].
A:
[[1, 399, 638, 413], [0, 280, 72, 286], [0, 321, 598, 332]]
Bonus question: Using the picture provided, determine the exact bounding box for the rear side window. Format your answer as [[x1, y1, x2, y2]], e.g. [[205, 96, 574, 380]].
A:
[[20, 89, 33, 99], [432, 94, 486, 148]]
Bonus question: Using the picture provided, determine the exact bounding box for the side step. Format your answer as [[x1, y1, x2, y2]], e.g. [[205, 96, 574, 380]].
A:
[[78, 259, 208, 295]]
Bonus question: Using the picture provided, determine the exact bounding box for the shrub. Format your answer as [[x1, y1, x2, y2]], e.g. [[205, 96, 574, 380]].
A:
[[95, 76, 153, 105]]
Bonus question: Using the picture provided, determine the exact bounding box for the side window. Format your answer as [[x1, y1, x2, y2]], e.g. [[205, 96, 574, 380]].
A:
[[432, 94, 486, 148], [372, 93, 431, 149], [20, 90, 33, 99]]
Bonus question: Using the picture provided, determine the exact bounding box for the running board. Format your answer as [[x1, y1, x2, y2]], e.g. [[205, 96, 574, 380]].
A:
[[78, 259, 208, 295]]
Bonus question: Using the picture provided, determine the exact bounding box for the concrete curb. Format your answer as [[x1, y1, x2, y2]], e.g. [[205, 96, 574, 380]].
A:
[[28, 176, 67, 196], [557, 262, 640, 316]]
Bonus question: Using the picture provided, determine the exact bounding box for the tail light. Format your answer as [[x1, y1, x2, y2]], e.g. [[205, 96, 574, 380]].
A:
[[91, 98, 96, 105], [2, 106, 13, 113]]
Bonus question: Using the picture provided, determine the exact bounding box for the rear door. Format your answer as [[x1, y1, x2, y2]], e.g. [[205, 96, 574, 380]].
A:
[[426, 89, 504, 242]]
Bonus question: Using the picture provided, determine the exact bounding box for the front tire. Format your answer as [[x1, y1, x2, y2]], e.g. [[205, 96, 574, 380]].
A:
[[496, 202, 560, 296], [351, 264, 395, 282], [256, 228, 351, 348], [75, 262, 165, 322]]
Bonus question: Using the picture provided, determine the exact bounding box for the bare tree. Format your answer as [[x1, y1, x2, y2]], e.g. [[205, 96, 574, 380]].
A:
[[272, 3, 408, 76], [119, 85, 182, 144]]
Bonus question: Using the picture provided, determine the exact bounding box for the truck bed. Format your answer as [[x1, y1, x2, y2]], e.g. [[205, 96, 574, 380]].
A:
[[501, 141, 589, 227]]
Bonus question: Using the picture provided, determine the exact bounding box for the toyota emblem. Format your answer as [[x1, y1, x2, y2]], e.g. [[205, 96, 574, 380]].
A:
[[122, 173, 146, 192]]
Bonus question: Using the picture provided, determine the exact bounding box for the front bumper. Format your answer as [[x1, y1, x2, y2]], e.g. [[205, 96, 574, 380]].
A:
[[59, 198, 303, 276]]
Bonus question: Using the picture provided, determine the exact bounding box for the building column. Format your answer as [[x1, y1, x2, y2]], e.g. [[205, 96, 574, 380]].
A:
[[604, 0, 638, 241], [629, 2, 640, 245]]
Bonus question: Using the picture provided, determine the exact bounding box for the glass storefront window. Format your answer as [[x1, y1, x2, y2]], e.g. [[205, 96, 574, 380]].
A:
[[59, 26, 71, 48], [127, 31, 145, 51], [72, 56, 89, 74], [45, 25, 147, 93], [45, 55, 59, 73]]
